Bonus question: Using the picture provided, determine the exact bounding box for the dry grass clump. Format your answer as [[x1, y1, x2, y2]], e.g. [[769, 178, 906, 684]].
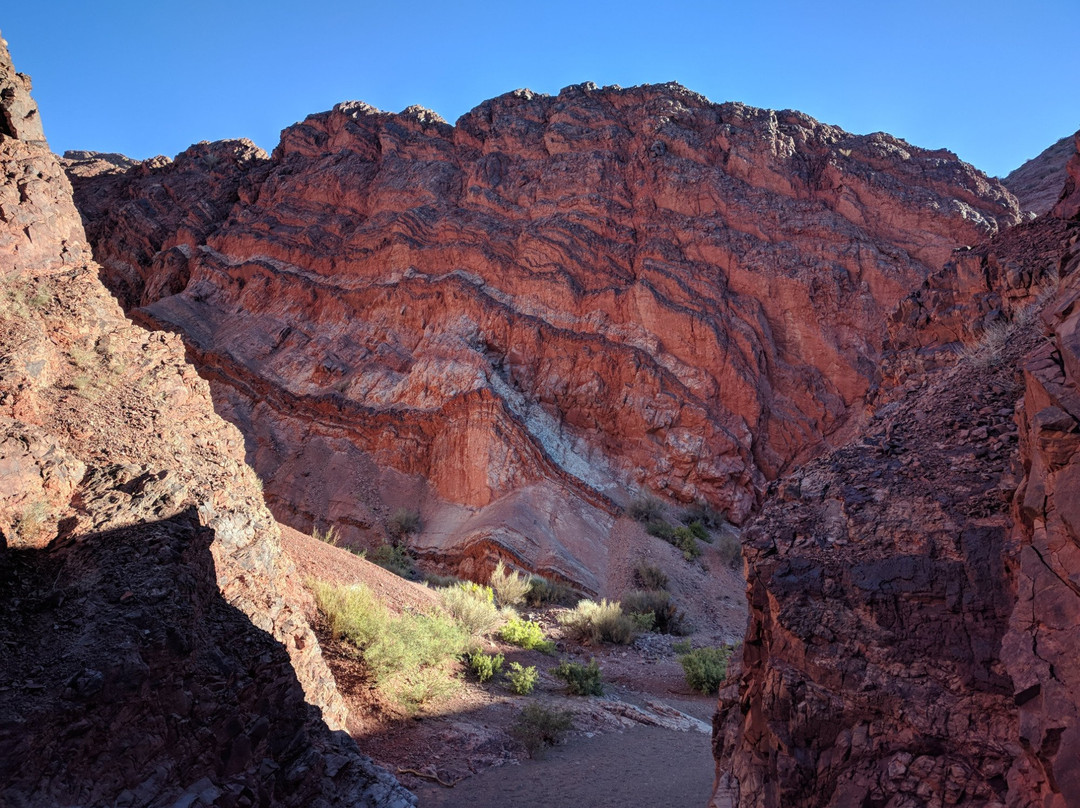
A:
[[558, 599, 637, 645], [437, 581, 504, 638], [489, 560, 531, 608]]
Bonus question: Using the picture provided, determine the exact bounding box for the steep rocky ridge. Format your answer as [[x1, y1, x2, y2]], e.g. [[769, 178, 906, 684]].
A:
[[1003, 134, 1076, 216], [714, 137, 1080, 806], [68, 84, 1020, 585], [0, 33, 412, 807]]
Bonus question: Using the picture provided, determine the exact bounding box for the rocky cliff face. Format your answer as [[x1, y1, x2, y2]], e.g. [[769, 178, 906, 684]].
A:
[[0, 33, 413, 808], [714, 136, 1080, 807], [68, 83, 1020, 585], [1003, 134, 1076, 216], [1003, 194, 1080, 806]]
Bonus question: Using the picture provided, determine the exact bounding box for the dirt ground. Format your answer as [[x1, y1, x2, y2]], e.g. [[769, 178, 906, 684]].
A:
[[281, 524, 746, 807]]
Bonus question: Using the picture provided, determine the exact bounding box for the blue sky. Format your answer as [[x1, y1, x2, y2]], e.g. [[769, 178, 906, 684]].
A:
[[3, 0, 1077, 177]]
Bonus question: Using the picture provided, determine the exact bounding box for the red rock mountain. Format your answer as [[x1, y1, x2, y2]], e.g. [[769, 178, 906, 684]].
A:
[[1003, 133, 1077, 216], [0, 33, 413, 808], [68, 84, 1020, 589]]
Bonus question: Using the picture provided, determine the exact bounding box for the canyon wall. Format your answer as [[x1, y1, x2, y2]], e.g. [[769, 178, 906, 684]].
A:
[[68, 84, 1020, 584], [0, 33, 413, 807], [714, 134, 1080, 807]]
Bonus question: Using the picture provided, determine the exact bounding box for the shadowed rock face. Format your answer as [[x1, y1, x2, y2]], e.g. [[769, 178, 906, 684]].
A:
[[0, 32, 413, 807], [713, 133, 1080, 807], [1005, 204, 1080, 806], [68, 82, 1020, 581]]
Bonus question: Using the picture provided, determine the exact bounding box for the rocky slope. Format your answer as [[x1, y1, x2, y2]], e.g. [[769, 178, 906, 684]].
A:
[[67, 84, 1020, 587], [1003, 134, 1076, 216], [0, 33, 413, 807], [714, 136, 1080, 807]]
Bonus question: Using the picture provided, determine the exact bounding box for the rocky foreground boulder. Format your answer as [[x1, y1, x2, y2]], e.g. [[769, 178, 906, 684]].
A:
[[67, 83, 1020, 587], [0, 32, 413, 808]]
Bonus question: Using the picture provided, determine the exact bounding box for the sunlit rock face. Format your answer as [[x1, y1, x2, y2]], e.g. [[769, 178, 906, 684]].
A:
[[69, 81, 1019, 585]]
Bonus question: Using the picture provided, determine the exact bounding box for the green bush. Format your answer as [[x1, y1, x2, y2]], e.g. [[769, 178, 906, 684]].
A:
[[552, 659, 603, 696], [672, 526, 702, 560], [558, 599, 637, 645], [634, 561, 668, 591], [505, 662, 539, 695], [489, 560, 531, 608], [620, 588, 687, 635], [682, 500, 726, 530], [716, 532, 743, 568], [525, 575, 580, 607], [678, 645, 732, 695], [629, 492, 665, 522], [499, 617, 556, 654], [687, 520, 710, 542], [510, 703, 573, 758], [438, 582, 504, 637], [645, 518, 675, 540], [388, 507, 421, 540], [370, 543, 416, 579], [466, 650, 504, 683], [312, 581, 468, 711]]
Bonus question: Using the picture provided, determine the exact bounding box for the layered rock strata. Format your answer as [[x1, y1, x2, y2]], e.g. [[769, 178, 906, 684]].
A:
[[0, 33, 412, 807], [68, 84, 1020, 580]]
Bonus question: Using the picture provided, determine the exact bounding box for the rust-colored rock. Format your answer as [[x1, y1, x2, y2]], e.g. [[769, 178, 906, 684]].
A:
[[1001, 203, 1080, 804], [69, 84, 1020, 582], [0, 32, 413, 807], [714, 135, 1080, 807], [1051, 131, 1080, 220], [1003, 134, 1076, 217]]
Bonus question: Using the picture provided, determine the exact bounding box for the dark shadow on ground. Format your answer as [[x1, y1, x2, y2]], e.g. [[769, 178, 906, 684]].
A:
[[0, 507, 410, 807]]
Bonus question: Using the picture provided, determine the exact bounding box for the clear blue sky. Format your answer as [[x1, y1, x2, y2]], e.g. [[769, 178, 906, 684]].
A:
[[3, 0, 1077, 177]]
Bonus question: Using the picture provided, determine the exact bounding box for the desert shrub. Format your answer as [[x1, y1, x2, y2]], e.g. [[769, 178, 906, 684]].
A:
[[525, 575, 579, 606], [634, 561, 668, 591], [621, 589, 687, 635], [682, 500, 726, 530], [499, 617, 556, 654], [678, 644, 732, 695], [489, 560, 531, 608], [645, 518, 675, 540], [505, 662, 539, 695], [716, 532, 743, 568], [552, 659, 603, 696], [466, 650, 504, 683], [558, 599, 637, 645], [424, 572, 463, 588], [312, 581, 467, 711], [312, 525, 339, 546], [438, 582, 503, 637], [387, 507, 421, 540], [629, 492, 665, 522], [687, 520, 710, 542], [370, 543, 417, 579], [510, 703, 573, 758], [671, 526, 702, 561]]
